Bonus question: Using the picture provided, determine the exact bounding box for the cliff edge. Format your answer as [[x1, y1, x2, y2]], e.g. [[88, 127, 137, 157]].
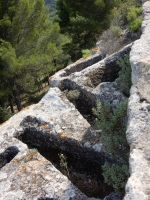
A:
[[124, 0, 150, 199]]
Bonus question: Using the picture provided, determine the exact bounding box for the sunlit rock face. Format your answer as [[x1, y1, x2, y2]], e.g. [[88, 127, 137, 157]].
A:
[[0, 88, 101, 200], [1, 0, 150, 198], [124, 1, 150, 200], [0, 31, 131, 200]]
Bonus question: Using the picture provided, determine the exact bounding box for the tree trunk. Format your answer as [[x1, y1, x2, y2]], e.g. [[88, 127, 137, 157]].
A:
[[8, 95, 14, 113], [8, 79, 22, 111], [12, 89, 22, 111]]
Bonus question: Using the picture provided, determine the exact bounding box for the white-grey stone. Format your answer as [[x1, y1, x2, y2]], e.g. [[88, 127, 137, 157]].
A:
[[124, 0, 150, 199]]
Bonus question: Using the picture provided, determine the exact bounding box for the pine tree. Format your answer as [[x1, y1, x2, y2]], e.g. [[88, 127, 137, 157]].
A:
[[0, 0, 69, 111], [56, 0, 120, 61]]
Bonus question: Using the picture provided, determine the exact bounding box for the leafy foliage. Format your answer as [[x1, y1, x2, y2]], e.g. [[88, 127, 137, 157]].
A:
[[93, 99, 129, 192], [102, 162, 129, 191], [110, 25, 122, 38], [117, 55, 132, 97], [82, 49, 91, 59], [56, 0, 120, 61], [0, 0, 69, 111], [93, 100, 129, 160], [97, 0, 142, 56], [92, 54, 132, 192], [127, 6, 142, 32], [111, 0, 142, 28]]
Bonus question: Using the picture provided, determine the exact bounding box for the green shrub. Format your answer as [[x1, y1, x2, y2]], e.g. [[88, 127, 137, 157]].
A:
[[127, 6, 142, 32], [110, 26, 122, 38], [82, 49, 91, 58], [93, 99, 129, 193], [117, 54, 132, 97], [110, 0, 139, 27], [102, 162, 129, 192], [66, 90, 80, 102], [0, 106, 12, 123], [93, 100, 129, 159]]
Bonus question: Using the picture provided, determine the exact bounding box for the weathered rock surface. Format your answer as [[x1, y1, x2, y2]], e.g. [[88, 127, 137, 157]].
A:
[[49, 52, 104, 87], [50, 43, 132, 89], [0, 88, 102, 200], [0, 29, 132, 200], [124, 0, 150, 199], [49, 44, 131, 111], [14, 88, 108, 165], [0, 149, 98, 200], [1, 1, 149, 198], [0, 85, 123, 199]]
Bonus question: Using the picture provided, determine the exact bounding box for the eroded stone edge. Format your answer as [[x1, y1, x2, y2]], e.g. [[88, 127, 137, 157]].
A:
[[124, 1, 150, 199]]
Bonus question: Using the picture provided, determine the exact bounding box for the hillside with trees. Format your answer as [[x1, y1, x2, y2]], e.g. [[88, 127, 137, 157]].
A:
[[0, 0, 69, 121], [56, 0, 142, 60], [0, 0, 142, 123]]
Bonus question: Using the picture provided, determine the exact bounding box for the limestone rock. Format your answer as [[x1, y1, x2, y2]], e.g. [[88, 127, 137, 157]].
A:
[[49, 44, 131, 112], [49, 52, 104, 88], [0, 149, 99, 200], [0, 88, 101, 200], [50, 43, 132, 90], [124, 0, 150, 199]]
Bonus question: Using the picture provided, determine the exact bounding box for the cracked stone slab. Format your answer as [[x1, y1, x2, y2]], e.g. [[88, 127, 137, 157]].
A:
[[0, 149, 100, 200], [1, 87, 107, 168], [12, 87, 107, 166], [49, 52, 104, 87], [0, 96, 102, 200], [0, 87, 121, 200]]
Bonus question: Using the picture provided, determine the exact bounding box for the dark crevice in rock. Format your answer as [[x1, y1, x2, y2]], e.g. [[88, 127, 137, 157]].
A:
[[61, 80, 97, 119], [15, 124, 108, 167], [74, 96, 96, 127], [86, 64, 121, 88], [0, 146, 20, 169], [14, 116, 114, 198], [64, 88, 95, 126], [37, 146, 113, 198]]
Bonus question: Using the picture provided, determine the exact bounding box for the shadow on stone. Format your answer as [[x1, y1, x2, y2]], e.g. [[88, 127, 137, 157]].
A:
[[0, 146, 20, 169], [37, 146, 113, 198]]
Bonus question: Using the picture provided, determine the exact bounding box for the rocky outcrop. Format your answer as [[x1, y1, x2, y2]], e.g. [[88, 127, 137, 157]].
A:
[[1, 1, 149, 198], [0, 88, 102, 200], [0, 46, 130, 200], [0, 38, 132, 199], [50, 43, 132, 89], [124, 0, 150, 199], [0, 84, 123, 199], [50, 44, 131, 110]]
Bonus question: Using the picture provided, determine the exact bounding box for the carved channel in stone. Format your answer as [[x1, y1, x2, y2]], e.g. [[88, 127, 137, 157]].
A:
[[14, 116, 113, 198], [61, 54, 104, 77], [38, 146, 113, 198], [0, 146, 20, 169]]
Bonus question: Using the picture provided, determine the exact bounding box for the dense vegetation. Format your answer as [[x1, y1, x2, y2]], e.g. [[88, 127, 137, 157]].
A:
[[56, 0, 120, 61], [93, 99, 129, 194], [56, 0, 142, 60], [0, 0, 69, 121]]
